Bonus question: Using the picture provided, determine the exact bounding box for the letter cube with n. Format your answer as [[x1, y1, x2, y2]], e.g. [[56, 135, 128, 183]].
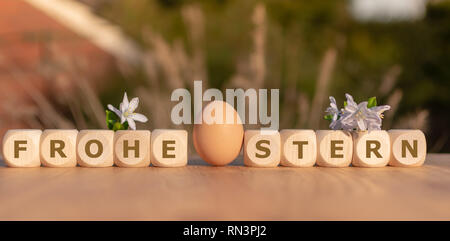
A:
[[151, 129, 188, 167], [114, 130, 151, 167], [316, 130, 352, 167], [40, 129, 78, 167], [388, 129, 427, 167], [280, 130, 316, 167], [352, 130, 390, 167], [2, 130, 42, 167], [77, 130, 114, 167], [244, 130, 280, 167]]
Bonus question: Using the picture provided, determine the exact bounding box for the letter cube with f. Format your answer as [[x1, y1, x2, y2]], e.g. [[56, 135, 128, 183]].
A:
[[151, 129, 188, 167], [316, 130, 353, 167], [388, 129, 427, 167], [352, 130, 390, 167], [114, 130, 151, 167], [40, 129, 78, 167], [2, 130, 42, 167], [244, 130, 281, 167], [77, 130, 114, 167]]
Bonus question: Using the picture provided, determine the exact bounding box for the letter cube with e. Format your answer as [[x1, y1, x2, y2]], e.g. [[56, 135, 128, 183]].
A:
[[40, 129, 78, 167], [114, 130, 151, 167], [316, 130, 352, 167], [352, 130, 390, 167], [2, 129, 42, 167], [77, 130, 114, 167], [280, 129, 316, 167], [388, 129, 427, 167], [151, 129, 188, 167], [244, 130, 280, 167]]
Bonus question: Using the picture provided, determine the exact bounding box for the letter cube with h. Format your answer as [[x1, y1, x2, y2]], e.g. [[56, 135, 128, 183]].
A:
[[151, 129, 188, 167], [114, 130, 151, 167], [2, 130, 42, 167]]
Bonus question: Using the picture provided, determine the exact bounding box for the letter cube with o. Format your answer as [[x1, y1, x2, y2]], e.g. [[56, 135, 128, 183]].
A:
[[388, 129, 427, 167], [244, 130, 281, 167], [352, 130, 390, 167], [77, 130, 114, 167], [280, 129, 316, 167], [114, 130, 151, 167], [151, 129, 188, 167], [316, 130, 353, 167], [40, 129, 78, 167], [2, 129, 42, 167]]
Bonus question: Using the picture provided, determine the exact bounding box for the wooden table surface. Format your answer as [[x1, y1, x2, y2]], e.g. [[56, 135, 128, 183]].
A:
[[1, 154, 449, 220]]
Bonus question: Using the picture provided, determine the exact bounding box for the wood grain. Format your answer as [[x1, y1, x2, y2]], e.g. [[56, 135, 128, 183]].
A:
[[0, 154, 449, 220]]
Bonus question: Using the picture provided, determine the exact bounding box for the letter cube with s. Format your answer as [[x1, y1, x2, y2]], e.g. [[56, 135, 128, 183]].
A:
[[114, 130, 151, 167], [77, 130, 114, 167], [244, 130, 280, 167], [388, 129, 427, 167], [151, 129, 188, 167], [40, 129, 78, 167], [352, 130, 390, 167], [316, 130, 352, 167], [2, 129, 42, 167]]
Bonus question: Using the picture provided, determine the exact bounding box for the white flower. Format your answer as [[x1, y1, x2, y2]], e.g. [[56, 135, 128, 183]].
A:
[[107, 92, 148, 130], [340, 93, 390, 131], [326, 96, 342, 130]]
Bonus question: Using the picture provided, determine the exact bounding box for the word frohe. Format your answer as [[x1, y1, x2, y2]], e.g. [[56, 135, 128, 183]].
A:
[[2, 129, 426, 168]]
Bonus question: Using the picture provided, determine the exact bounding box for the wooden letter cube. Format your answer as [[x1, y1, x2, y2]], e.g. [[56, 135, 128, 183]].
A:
[[114, 130, 151, 167], [280, 129, 316, 167], [2, 129, 42, 167], [77, 130, 114, 167], [316, 130, 352, 167], [244, 130, 280, 167], [352, 130, 390, 167], [40, 129, 78, 167], [388, 129, 427, 167], [151, 129, 188, 167]]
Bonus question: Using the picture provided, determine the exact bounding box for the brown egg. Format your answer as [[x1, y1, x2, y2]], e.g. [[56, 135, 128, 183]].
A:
[[193, 101, 244, 166]]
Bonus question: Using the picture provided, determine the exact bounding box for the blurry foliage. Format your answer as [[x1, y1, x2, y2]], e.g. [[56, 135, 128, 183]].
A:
[[84, 0, 450, 151]]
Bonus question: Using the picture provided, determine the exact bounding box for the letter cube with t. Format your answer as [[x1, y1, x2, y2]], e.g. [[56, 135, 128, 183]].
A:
[[114, 130, 151, 167], [388, 129, 427, 167], [77, 130, 114, 167], [244, 130, 281, 167], [316, 130, 353, 167], [352, 130, 390, 167], [280, 129, 316, 167], [2, 129, 42, 167], [40, 129, 78, 167], [151, 129, 188, 167]]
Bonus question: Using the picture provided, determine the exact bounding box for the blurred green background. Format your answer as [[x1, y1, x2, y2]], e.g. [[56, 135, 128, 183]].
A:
[[1, 0, 449, 153]]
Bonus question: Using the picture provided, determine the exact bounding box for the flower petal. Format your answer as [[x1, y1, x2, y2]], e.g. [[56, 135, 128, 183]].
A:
[[122, 92, 129, 111], [127, 118, 136, 130], [130, 113, 148, 123], [107, 104, 122, 117], [357, 119, 366, 131], [128, 97, 139, 113], [371, 105, 391, 114]]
